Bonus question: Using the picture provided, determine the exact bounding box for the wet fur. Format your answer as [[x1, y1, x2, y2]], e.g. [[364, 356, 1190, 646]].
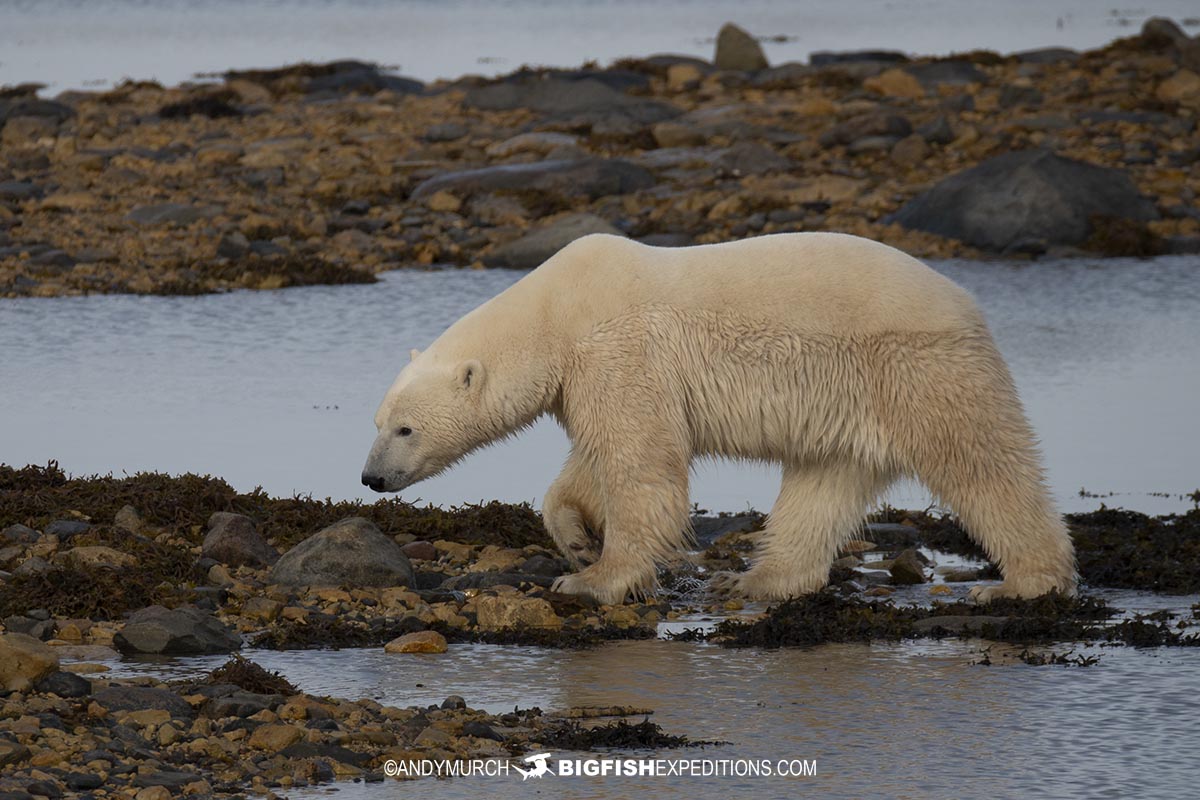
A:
[[373, 232, 1078, 605]]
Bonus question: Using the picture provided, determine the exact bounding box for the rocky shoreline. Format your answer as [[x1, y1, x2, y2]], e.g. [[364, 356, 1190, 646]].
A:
[[2, 18, 1198, 298], [2, 461, 1200, 795]]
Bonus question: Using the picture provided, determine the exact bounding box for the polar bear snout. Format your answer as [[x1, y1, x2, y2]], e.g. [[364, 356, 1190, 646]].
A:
[[361, 472, 387, 492]]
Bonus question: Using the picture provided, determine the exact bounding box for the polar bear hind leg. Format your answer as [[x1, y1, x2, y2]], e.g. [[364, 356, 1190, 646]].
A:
[[715, 461, 891, 600], [886, 331, 1078, 601]]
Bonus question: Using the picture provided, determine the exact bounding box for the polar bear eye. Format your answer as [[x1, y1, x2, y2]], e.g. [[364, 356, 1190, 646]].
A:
[[398, 427, 413, 437]]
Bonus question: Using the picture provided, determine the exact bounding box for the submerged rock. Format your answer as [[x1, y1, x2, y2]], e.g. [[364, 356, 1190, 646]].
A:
[[888, 150, 1159, 252], [269, 517, 415, 588], [114, 605, 243, 655], [384, 630, 449, 653]]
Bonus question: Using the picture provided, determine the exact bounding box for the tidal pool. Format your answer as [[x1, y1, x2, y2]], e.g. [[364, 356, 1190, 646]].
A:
[[90, 591, 1200, 800]]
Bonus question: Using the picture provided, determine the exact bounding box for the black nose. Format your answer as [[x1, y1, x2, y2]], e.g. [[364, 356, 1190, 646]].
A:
[[361, 473, 385, 492]]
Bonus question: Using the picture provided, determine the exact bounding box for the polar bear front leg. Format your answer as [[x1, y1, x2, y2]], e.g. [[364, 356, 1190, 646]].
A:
[[722, 462, 887, 601], [542, 448, 605, 569], [551, 447, 690, 605]]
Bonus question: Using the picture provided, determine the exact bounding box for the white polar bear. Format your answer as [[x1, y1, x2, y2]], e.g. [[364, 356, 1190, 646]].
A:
[[362, 232, 1077, 605]]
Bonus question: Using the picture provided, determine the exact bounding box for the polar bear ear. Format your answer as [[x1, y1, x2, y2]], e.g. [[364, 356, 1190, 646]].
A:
[[409, 348, 422, 362], [456, 360, 484, 392]]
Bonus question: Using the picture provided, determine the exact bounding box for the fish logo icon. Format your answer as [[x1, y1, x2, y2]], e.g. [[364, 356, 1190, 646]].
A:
[[514, 752, 553, 779]]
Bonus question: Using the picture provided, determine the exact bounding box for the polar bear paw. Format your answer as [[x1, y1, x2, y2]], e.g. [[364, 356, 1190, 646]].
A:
[[551, 570, 630, 606], [707, 570, 751, 598], [708, 568, 826, 601], [969, 573, 1079, 603]]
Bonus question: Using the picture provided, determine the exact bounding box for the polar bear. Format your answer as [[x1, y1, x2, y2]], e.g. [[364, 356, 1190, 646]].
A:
[[361, 232, 1077, 605]]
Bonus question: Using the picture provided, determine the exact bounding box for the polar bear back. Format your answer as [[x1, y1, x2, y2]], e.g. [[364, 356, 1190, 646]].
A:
[[542, 232, 984, 340]]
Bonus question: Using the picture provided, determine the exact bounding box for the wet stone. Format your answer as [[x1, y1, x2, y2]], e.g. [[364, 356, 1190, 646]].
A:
[[43, 520, 91, 540], [62, 774, 103, 791], [34, 670, 92, 698], [462, 720, 503, 740], [114, 605, 242, 655], [92, 686, 195, 719]]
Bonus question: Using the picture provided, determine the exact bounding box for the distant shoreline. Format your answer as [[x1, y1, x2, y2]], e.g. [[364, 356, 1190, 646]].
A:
[[2, 18, 1198, 298]]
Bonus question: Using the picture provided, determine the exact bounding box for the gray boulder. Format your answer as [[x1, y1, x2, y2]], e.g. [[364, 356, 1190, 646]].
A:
[[889, 549, 928, 585], [411, 158, 654, 202], [269, 517, 415, 588], [113, 605, 242, 655], [714, 23, 769, 71], [93, 685, 194, 718], [465, 78, 679, 130], [484, 213, 622, 269], [202, 512, 279, 567], [889, 150, 1159, 252]]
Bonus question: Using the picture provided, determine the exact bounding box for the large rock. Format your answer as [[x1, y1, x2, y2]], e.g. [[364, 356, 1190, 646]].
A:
[[889, 549, 928, 585], [93, 685, 194, 718], [61, 546, 137, 570], [888, 150, 1159, 252], [714, 23, 769, 71], [113, 605, 242, 655], [0, 632, 59, 691], [268, 517, 415, 588], [465, 78, 678, 130], [384, 630, 449, 654], [411, 159, 654, 203], [202, 512, 279, 567], [474, 595, 562, 631], [484, 213, 622, 269]]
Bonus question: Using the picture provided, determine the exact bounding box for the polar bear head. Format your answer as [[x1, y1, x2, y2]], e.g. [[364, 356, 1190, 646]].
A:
[[361, 348, 487, 493]]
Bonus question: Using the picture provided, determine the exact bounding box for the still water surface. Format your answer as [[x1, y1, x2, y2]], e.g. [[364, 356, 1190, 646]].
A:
[[2, 256, 1198, 514], [90, 587, 1200, 800], [2, 0, 1199, 92]]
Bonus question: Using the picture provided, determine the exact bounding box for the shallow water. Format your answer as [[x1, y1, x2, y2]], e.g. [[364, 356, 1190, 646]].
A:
[[90, 600, 1200, 800], [2, 0, 1198, 92], [2, 255, 1199, 515]]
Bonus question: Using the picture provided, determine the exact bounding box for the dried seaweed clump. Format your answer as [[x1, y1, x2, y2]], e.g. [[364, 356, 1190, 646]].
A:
[[206, 654, 299, 695], [539, 719, 705, 750]]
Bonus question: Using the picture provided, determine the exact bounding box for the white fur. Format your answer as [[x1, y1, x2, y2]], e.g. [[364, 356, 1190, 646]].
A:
[[363, 232, 1078, 604]]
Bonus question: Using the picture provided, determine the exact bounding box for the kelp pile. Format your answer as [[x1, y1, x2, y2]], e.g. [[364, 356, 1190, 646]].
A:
[[0, 461, 552, 550], [682, 591, 1200, 649]]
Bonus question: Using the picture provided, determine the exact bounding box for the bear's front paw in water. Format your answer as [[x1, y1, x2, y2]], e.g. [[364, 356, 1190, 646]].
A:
[[708, 566, 827, 601], [551, 566, 641, 605], [969, 573, 1079, 603]]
